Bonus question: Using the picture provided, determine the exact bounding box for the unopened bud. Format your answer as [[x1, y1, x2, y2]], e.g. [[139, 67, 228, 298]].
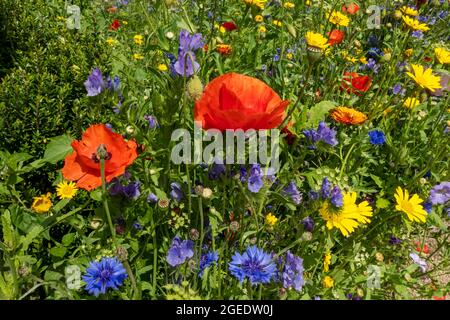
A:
[[230, 221, 240, 232], [202, 187, 213, 199], [189, 228, 200, 240], [116, 246, 128, 261], [187, 75, 204, 101], [158, 198, 170, 210]]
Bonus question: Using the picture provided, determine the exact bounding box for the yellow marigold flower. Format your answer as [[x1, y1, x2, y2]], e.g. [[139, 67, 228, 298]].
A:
[[400, 6, 419, 17], [254, 15, 263, 22], [32, 193, 53, 213], [133, 53, 144, 60], [286, 52, 294, 60], [435, 47, 450, 64], [216, 44, 232, 56], [323, 276, 334, 288], [283, 2, 295, 9], [402, 16, 430, 32], [405, 48, 414, 57], [134, 34, 144, 45], [106, 38, 117, 46], [265, 213, 278, 226], [403, 97, 421, 109], [359, 56, 368, 64], [331, 107, 367, 125], [258, 25, 267, 33], [328, 11, 350, 27], [406, 64, 442, 92], [394, 187, 427, 223], [56, 181, 78, 199], [305, 31, 330, 51], [219, 26, 226, 33], [157, 63, 168, 71], [272, 20, 282, 27], [244, 0, 267, 9], [320, 192, 373, 237], [323, 252, 331, 272]]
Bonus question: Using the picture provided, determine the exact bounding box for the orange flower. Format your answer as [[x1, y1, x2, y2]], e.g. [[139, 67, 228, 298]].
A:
[[328, 29, 345, 45], [194, 73, 289, 131], [331, 107, 367, 125], [62, 124, 138, 191], [342, 3, 360, 15], [216, 44, 232, 56], [341, 72, 372, 95]]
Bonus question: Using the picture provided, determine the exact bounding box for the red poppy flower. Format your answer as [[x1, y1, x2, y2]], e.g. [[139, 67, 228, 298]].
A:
[[342, 3, 360, 15], [62, 124, 138, 191], [414, 242, 430, 254], [433, 296, 446, 300], [341, 72, 372, 95], [194, 73, 289, 131], [109, 19, 121, 31], [328, 29, 345, 46], [281, 127, 296, 145], [221, 21, 238, 31]]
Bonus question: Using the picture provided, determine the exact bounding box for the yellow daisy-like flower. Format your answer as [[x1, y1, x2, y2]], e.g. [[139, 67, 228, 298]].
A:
[[265, 213, 278, 226], [394, 187, 427, 223], [403, 97, 421, 109], [320, 192, 373, 237], [305, 31, 330, 51], [258, 25, 267, 33], [283, 2, 295, 9], [134, 34, 144, 45], [400, 6, 418, 17], [286, 52, 294, 60], [331, 107, 367, 125], [406, 64, 442, 92], [254, 15, 263, 22], [272, 20, 282, 27], [157, 63, 168, 71], [323, 276, 334, 288], [328, 11, 350, 27], [106, 38, 117, 46], [133, 53, 144, 60], [323, 252, 331, 272], [244, 0, 267, 9], [56, 181, 78, 199], [402, 15, 430, 32], [435, 47, 450, 64], [405, 48, 414, 57], [32, 193, 53, 213]]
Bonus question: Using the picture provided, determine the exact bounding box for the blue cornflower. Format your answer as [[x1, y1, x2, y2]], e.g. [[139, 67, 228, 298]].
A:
[[208, 162, 226, 180], [170, 182, 184, 201], [365, 58, 380, 73], [321, 177, 332, 199], [239, 165, 247, 182], [368, 130, 386, 145], [301, 217, 314, 232], [122, 181, 140, 200], [147, 193, 158, 203], [280, 251, 304, 292], [109, 178, 123, 196], [199, 251, 219, 277], [229, 246, 276, 285], [391, 83, 404, 95], [84, 68, 105, 96], [144, 115, 158, 129], [83, 257, 127, 297], [422, 201, 432, 214], [282, 181, 302, 205], [389, 236, 402, 245], [174, 30, 204, 77], [132, 222, 143, 230], [166, 236, 194, 267], [366, 47, 384, 61], [248, 164, 264, 193], [330, 185, 343, 207]]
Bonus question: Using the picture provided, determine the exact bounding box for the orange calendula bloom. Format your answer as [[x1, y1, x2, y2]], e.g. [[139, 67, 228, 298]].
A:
[[194, 73, 289, 131], [331, 107, 367, 125], [216, 44, 232, 56], [62, 124, 138, 191]]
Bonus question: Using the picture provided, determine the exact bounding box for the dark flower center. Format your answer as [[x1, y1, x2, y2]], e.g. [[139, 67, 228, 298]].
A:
[[100, 269, 112, 280]]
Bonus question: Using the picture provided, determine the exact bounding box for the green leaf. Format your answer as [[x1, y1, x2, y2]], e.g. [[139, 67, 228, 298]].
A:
[[53, 198, 71, 212], [370, 174, 384, 189], [1, 210, 16, 250], [42, 135, 73, 164], [20, 225, 44, 251], [305, 101, 337, 128], [44, 270, 63, 282], [376, 197, 390, 209], [50, 246, 67, 258], [90, 188, 103, 202], [62, 233, 76, 247]]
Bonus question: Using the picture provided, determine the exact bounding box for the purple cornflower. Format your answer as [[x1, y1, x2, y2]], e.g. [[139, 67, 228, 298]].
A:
[[199, 251, 219, 277], [303, 122, 338, 148], [166, 236, 194, 267], [122, 181, 141, 200], [411, 30, 424, 39], [84, 68, 105, 96], [391, 83, 405, 95], [365, 58, 380, 73], [368, 130, 386, 145], [173, 30, 204, 77], [144, 115, 158, 129], [308, 191, 319, 201], [170, 182, 184, 201], [330, 185, 343, 207], [280, 251, 304, 292], [208, 163, 226, 180], [83, 257, 127, 297], [229, 246, 276, 285], [410, 253, 427, 273], [422, 201, 432, 214], [147, 193, 158, 203], [282, 181, 302, 205], [301, 217, 314, 232], [429, 182, 450, 205], [109, 178, 123, 196], [321, 177, 332, 199], [389, 236, 402, 245], [248, 164, 264, 193], [132, 222, 143, 230]]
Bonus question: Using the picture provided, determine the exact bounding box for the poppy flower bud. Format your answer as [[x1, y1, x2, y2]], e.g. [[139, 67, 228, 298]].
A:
[[126, 125, 135, 135], [307, 46, 322, 64], [202, 187, 213, 199], [116, 246, 129, 261], [187, 75, 204, 101], [230, 221, 240, 232], [189, 228, 200, 240]]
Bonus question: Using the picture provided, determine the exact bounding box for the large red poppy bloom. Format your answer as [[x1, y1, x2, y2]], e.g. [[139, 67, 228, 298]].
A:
[[342, 3, 360, 15], [221, 21, 238, 31], [194, 73, 289, 131], [328, 29, 345, 46], [109, 19, 121, 31], [341, 72, 372, 95], [62, 124, 138, 191]]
